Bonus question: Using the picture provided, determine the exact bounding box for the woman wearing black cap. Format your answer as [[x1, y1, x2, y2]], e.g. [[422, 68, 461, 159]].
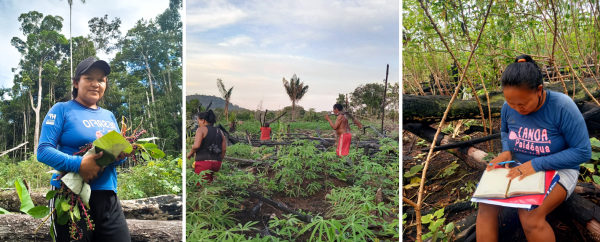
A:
[[187, 110, 227, 185], [38, 57, 131, 241]]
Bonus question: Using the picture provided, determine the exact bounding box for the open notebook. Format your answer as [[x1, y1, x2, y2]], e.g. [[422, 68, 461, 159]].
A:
[[472, 168, 546, 199]]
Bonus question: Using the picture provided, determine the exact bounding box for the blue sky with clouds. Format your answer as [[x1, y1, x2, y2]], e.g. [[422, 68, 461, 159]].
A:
[[186, 0, 399, 112], [0, 0, 169, 91]]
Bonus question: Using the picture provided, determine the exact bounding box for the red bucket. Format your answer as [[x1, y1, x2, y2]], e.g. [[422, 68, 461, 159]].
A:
[[260, 127, 271, 140]]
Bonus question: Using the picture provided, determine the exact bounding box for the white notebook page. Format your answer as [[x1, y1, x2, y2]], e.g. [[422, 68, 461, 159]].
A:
[[472, 168, 511, 198]]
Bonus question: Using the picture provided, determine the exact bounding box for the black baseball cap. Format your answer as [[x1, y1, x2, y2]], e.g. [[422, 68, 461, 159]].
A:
[[75, 57, 111, 77]]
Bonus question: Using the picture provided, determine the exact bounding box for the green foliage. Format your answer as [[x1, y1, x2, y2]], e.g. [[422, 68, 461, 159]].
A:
[[416, 139, 428, 147], [421, 208, 454, 242], [404, 165, 424, 178], [186, 134, 399, 241], [117, 156, 182, 200]]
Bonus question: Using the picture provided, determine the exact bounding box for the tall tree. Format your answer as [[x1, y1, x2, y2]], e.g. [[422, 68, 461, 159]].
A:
[[11, 11, 67, 155], [282, 74, 309, 121], [88, 15, 122, 54], [216, 79, 233, 122], [58, 0, 86, 80]]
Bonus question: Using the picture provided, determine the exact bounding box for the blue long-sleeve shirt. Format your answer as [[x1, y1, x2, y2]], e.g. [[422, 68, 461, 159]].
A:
[[500, 90, 591, 171], [37, 100, 126, 193]]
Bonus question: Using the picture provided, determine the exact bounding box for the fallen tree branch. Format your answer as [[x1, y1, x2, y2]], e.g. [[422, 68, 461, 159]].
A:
[[0, 214, 182, 241], [420, 133, 501, 152], [0, 142, 28, 157]]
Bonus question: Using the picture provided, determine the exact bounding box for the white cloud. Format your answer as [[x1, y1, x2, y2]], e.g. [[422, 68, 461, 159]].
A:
[[218, 35, 253, 47], [186, 0, 247, 32], [1, 0, 170, 88]]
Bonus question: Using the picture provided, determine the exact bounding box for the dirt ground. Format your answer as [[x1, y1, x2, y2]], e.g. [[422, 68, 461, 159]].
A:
[[402, 121, 596, 242]]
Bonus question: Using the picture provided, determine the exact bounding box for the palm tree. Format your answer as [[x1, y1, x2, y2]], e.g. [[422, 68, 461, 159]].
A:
[[282, 74, 309, 121], [59, 0, 86, 99], [217, 79, 233, 122]]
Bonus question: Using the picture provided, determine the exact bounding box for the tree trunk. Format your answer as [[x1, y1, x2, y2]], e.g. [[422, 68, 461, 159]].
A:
[[142, 53, 155, 103], [404, 77, 600, 123], [292, 100, 296, 121], [69, 3, 73, 101], [31, 60, 43, 156], [224, 99, 229, 122], [167, 67, 172, 92]]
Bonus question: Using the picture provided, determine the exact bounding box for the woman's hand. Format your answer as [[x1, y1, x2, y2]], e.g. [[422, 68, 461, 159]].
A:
[[486, 151, 512, 171], [187, 152, 194, 160], [80, 151, 103, 183], [116, 151, 132, 161], [507, 161, 536, 181]]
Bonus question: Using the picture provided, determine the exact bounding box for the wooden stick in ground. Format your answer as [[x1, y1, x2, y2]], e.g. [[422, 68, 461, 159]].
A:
[[414, 0, 493, 241], [265, 112, 287, 127], [381, 64, 389, 134]]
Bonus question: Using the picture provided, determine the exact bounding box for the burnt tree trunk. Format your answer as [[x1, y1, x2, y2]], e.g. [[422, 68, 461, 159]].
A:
[[0, 214, 181, 242], [403, 78, 600, 124]]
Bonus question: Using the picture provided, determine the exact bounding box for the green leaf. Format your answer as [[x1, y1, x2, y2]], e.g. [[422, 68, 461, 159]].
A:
[[27, 206, 50, 219], [0, 207, 10, 214], [61, 201, 70, 212], [92, 130, 134, 166], [149, 149, 166, 159], [434, 208, 445, 218], [590, 138, 600, 148], [142, 152, 150, 161], [410, 165, 424, 174], [581, 163, 595, 173], [421, 214, 433, 224], [45, 190, 56, 200], [15, 180, 34, 213], [422, 232, 433, 240], [57, 212, 69, 225], [445, 222, 455, 233], [593, 176, 600, 185], [142, 143, 158, 150], [50, 221, 55, 241], [73, 205, 81, 221], [592, 152, 600, 161]]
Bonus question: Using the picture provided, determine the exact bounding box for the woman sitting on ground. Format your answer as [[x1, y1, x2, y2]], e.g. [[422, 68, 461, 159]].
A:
[[476, 54, 591, 242]]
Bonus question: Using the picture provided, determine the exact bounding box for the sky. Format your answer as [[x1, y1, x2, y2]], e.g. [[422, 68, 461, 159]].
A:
[[0, 0, 170, 90], [186, 0, 400, 112]]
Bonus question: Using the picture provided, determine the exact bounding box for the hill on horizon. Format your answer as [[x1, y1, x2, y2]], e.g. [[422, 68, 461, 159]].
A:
[[186, 94, 249, 111]]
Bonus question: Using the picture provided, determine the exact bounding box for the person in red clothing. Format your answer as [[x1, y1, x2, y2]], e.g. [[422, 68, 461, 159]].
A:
[[325, 103, 351, 157], [187, 110, 227, 184]]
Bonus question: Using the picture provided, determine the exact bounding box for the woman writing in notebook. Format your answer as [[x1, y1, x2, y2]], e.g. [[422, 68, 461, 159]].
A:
[[476, 55, 592, 241]]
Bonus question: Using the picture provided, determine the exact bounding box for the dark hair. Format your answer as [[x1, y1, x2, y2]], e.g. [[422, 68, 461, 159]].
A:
[[71, 75, 109, 100], [198, 110, 216, 124], [500, 55, 543, 91], [333, 103, 343, 111]]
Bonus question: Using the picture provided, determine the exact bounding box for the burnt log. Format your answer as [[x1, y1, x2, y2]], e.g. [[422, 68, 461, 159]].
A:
[[0, 214, 181, 242], [121, 195, 182, 220], [404, 123, 487, 169], [463, 126, 499, 135], [0, 192, 182, 221], [404, 78, 600, 124]]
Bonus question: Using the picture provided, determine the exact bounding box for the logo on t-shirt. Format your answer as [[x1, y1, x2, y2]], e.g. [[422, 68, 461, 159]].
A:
[[509, 127, 552, 155], [45, 113, 56, 125]]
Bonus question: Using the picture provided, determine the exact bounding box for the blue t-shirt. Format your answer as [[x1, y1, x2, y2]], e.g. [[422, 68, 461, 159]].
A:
[[37, 100, 126, 193], [500, 90, 591, 171]]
